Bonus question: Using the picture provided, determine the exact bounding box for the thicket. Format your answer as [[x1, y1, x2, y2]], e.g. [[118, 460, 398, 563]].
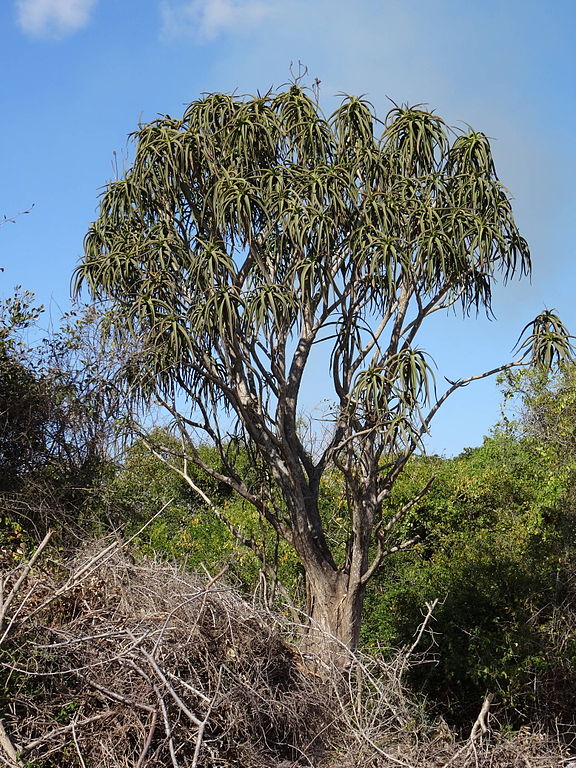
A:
[[0, 292, 124, 550], [112, 426, 576, 733], [2, 295, 576, 761], [364, 431, 576, 731], [0, 538, 569, 767]]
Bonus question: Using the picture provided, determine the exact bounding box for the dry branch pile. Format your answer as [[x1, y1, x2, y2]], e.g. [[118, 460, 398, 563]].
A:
[[0, 540, 332, 767], [0, 538, 571, 768]]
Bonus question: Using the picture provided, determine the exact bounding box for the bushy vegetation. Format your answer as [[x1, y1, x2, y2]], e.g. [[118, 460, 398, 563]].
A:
[[0, 292, 123, 546], [110, 423, 576, 732], [363, 432, 576, 729], [3, 290, 576, 741]]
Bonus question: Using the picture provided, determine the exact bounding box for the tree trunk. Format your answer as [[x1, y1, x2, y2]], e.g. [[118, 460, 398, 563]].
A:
[[301, 567, 365, 669]]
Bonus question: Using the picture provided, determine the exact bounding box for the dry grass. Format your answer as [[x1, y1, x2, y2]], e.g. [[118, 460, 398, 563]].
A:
[[0, 537, 571, 767]]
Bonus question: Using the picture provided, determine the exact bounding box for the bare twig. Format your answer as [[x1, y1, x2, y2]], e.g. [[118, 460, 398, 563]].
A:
[[135, 710, 158, 768], [0, 206, 33, 227], [84, 678, 156, 713], [157, 686, 180, 768], [407, 599, 439, 659], [191, 669, 221, 768], [20, 712, 114, 755], [0, 529, 53, 636], [469, 693, 494, 741], [134, 642, 204, 727], [0, 720, 21, 767], [71, 720, 87, 768], [0, 541, 565, 768]]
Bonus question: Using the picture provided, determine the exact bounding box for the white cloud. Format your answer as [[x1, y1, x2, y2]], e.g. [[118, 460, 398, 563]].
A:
[[16, 0, 97, 38], [161, 0, 276, 40]]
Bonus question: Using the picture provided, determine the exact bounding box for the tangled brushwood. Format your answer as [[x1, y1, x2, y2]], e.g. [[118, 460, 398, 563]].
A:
[[0, 537, 571, 767]]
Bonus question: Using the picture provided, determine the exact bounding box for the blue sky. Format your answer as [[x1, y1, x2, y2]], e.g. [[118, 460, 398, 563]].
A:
[[1, 0, 575, 455]]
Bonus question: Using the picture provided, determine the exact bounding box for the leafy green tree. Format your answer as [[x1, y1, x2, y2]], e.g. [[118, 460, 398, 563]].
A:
[[74, 83, 571, 662], [501, 364, 576, 466], [362, 433, 574, 726], [0, 292, 123, 537], [0, 289, 49, 490]]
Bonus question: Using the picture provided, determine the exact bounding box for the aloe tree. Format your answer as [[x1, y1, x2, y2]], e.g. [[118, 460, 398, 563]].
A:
[[75, 85, 571, 663]]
